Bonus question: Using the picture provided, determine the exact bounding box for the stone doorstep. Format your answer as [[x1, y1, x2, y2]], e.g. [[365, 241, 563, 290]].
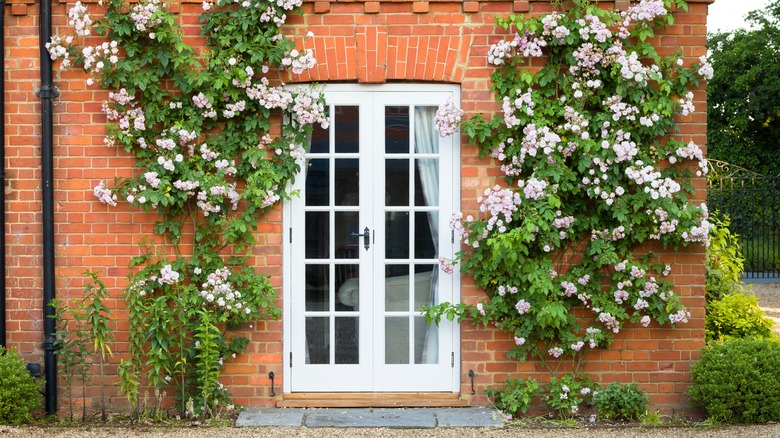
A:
[[236, 407, 504, 428]]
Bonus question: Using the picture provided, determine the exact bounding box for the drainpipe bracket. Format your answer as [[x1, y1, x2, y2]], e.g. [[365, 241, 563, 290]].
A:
[[41, 336, 58, 351], [36, 85, 60, 100]]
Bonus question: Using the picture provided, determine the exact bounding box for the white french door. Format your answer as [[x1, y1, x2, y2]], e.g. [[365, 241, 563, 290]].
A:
[[283, 84, 460, 393]]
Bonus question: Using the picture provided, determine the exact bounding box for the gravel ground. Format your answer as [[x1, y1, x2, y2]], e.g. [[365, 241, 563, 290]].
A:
[[752, 283, 780, 336], [3, 284, 779, 437], [3, 425, 780, 437]]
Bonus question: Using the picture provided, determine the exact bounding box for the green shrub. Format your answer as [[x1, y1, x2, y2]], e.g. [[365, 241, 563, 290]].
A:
[[0, 347, 42, 424], [594, 382, 649, 421], [485, 376, 540, 418], [705, 292, 774, 342], [706, 215, 746, 303], [689, 338, 780, 423], [543, 374, 597, 417]]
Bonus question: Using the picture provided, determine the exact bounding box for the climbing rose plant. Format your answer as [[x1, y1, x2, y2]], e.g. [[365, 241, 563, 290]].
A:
[[428, 0, 712, 364], [48, 0, 326, 417]]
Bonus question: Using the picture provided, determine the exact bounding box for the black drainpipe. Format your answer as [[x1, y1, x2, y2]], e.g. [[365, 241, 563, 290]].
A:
[[0, 0, 7, 351], [38, 0, 57, 415]]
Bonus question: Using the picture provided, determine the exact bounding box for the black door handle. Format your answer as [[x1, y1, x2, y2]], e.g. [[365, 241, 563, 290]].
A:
[[350, 227, 371, 250]]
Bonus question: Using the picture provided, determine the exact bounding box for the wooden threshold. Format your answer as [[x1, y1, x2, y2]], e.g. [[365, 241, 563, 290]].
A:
[[277, 393, 469, 408]]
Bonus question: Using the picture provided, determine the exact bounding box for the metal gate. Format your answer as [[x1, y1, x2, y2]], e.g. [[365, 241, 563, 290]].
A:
[[707, 160, 780, 279]]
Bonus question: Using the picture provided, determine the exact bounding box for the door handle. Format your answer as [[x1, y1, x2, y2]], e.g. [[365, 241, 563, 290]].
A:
[[350, 227, 371, 251]]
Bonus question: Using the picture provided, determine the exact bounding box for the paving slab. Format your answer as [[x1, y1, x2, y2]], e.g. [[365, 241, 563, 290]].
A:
[[236, 407, 305, 427], [435, 407, 504, 427], [237, 407, 504, 428], [304, 408, 437, 428]]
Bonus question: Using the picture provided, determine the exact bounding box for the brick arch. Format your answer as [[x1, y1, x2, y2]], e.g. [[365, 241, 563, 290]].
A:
[[288, 27, 472, 84]]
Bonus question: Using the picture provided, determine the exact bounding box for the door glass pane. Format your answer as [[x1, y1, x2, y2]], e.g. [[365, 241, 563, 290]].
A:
[[335, 106, 359, 153], [305, 212, 329, 259], [385, 159, 409, 206], [415, 316, 438, 364], [309, 107, 330, 154], [414, 265, 436, 309], [335, 264, 359, 311], [414, 106, 440, 154], [385, 317, 409, 364], [412, 264, 438, 364], [414, 158, 438, 207], [335, 211, 360, 259], [305, 264, 329, 311], [414, 211, 437, 259], [385, 106, 409, 154], [385, 265, 409, 312], [386, 263, 407, 278], [306, 317, 330, 364], [305, 159, 329, 206], [385, 211, 409, 259], [335, 159, 359, 206], [335, 317, 359, 364]]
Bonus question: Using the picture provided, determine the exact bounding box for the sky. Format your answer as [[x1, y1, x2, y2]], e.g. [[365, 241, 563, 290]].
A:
[[707, 0, 773, 33]]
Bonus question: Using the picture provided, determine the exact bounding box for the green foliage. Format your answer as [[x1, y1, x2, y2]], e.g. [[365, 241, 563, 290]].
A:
[[428, 0, 705, 364], [0, 347, 42, 424], [82, 272, 114, 360], [703, 215, 774, 344], [593, 382, 649, 421], [543, 374, 597, 417], [689, 338, 780, 423], [485, 377, 540, 418], [51, 271, 116, 421], [193, 310, 224, 420], [639, 409, 663, 426], [707, 0, 780, 175], [117, 360, 140, 417], [50, 0, 324, 417], [705, 215, 745, 302], [51, 297, 90, 421], [119, 260, 278, 418], [82, 271, 115, 421], [705, 292, 775, 343]]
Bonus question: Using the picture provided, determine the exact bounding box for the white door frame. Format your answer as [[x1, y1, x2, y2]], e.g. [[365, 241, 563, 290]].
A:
[[282, 83, 461, 393]]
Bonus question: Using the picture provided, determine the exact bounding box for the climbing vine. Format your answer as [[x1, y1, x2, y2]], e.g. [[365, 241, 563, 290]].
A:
[[48, 0, 326, 417], [429, 0, 711, 366]]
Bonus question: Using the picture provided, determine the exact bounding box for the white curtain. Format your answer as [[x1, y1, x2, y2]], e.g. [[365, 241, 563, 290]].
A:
[[414, 106, 439, 364]]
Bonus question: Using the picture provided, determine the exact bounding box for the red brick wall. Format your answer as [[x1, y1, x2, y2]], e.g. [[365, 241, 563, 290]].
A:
[[3, 0, 712, 412]]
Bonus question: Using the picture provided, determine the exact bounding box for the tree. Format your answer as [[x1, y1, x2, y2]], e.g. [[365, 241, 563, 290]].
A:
[[707, 1, 780, 175]]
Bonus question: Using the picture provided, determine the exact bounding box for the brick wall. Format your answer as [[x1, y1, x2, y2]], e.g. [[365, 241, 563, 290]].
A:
[[3, 0, 711, 412]]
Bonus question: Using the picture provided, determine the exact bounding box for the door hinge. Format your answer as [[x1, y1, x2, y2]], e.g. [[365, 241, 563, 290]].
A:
[[289, 352, 293, 368], [289, 227, 292, 243], [451, 230, 454, 244], [451, 352, 455, 368]]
